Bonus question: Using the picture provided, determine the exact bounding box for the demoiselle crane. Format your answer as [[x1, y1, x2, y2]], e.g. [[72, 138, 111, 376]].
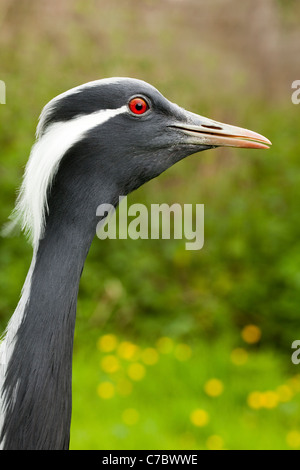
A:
[[0, 78, 271, 449]]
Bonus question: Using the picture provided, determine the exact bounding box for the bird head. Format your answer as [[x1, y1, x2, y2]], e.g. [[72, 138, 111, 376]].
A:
[[13, 77, 271, 245]]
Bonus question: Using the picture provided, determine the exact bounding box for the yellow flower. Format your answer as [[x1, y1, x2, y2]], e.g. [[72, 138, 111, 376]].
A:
[[190, 409, 209, 427], [122, 408, 140, 426], [97, 381, 115, 399], [101, 355, 120, 374], [230, 348, 248, 365], [141, 347, 159, 365], [204, 378, 224, 397], [156, 337, 174, 354], [127, 362, 146, 381], [206, 435, 224, 450], [260, 391, 279, 409], [241, 325, 261, 344], [276, 384, 293, 402], [174, 343, 192, 362], [117, 341, 140, 361], [247, 390, 279, 409], [247, 391, 263, 410], [97, 334, 118, 352]]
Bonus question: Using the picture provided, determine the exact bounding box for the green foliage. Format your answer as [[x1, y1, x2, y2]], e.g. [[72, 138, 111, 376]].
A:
[[70, 334, 300, 450]]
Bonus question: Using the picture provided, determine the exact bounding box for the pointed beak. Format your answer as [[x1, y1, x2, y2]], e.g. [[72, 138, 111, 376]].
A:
[[171, 112, 272, 150]]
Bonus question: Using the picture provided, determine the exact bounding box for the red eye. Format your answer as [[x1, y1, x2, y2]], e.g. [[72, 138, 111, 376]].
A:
[[128, 97, 149, 115]]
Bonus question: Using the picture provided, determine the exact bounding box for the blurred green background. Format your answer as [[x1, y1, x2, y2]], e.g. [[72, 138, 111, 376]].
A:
[[1, 0, 300, 450]]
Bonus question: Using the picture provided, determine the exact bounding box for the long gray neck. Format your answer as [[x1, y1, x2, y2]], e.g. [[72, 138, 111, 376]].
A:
[[0, 135, 125, 449], [0, 212, 96, 449]]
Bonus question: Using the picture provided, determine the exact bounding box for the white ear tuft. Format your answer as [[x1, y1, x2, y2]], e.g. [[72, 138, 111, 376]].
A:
[[11, 105, 128, 247]]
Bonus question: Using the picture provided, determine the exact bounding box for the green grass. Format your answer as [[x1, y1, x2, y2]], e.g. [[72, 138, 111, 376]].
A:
[[70, 333, 300, 450]]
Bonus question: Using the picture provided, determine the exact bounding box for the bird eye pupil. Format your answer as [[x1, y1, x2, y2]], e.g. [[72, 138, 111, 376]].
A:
[[129, 97, 149, 115]]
